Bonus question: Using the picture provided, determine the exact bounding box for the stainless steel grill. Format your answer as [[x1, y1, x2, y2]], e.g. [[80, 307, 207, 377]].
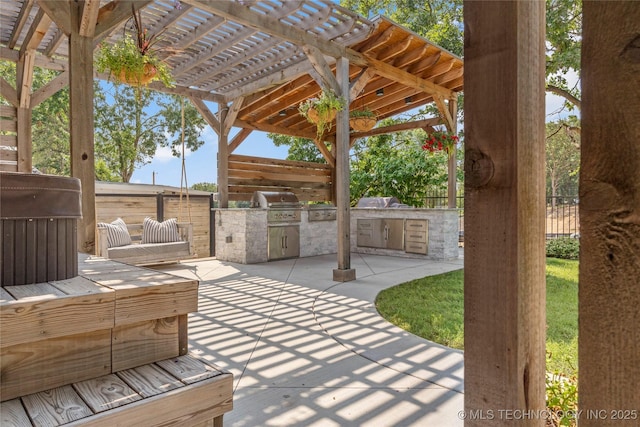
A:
[[250, 191, 302, 260], [250, 191, 302, 223], [356, 197, 409, 208]]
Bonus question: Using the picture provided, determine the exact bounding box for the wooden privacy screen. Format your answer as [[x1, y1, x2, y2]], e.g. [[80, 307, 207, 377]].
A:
[[228, 154, 333, 202], [0, 105, 18, 172]]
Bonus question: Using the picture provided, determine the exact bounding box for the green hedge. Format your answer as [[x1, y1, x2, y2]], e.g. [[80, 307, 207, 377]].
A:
[[546, 237, 580, 260]]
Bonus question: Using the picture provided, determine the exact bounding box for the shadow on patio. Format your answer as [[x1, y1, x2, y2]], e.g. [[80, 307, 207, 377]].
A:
[[156, 253, 464, 427]]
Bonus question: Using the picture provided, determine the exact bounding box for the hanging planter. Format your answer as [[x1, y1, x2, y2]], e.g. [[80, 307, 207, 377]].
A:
[[299, 90, 345, 140], [349, 107, 377, 132], [117, 62, 158, 85], [95, 7, 174, 88]]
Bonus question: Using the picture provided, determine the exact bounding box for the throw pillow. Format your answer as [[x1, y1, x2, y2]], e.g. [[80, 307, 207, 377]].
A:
[[142, 217, 181, 244], [97, 218, 132, 248]]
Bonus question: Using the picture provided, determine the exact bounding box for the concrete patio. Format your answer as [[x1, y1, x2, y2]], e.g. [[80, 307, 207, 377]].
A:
[[156, 252, 465, 427]]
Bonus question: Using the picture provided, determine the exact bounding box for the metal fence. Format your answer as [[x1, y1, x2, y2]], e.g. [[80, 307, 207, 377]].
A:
[[424, 191, 579, 242]]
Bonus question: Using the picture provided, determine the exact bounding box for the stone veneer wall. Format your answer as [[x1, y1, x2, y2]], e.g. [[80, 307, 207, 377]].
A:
[[350, 208, 459, 260], [214, 208, 338, 263], [214, 209, 268, 264], [300, 209, 337, 257]]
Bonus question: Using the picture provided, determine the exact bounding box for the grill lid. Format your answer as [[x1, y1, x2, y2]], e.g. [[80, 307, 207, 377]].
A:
[[250, 191, 300, 208], [356, 197, 408, 208]]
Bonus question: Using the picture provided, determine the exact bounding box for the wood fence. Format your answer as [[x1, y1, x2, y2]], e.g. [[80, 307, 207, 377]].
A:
[[96, 185, 213, 258], [0, 105, 18, 172], [228, 154, 333, 202]]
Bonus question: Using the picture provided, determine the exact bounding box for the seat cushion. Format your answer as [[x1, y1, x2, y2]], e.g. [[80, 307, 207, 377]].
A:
[[107, 241, 190, 263]]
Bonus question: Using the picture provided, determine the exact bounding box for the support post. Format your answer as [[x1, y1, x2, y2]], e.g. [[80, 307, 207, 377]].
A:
[[463, 1, 546, 424], [69, 0, 96, 254], [16, 107, 32, 172], [217, 103, 229, 208], [333, 56, 355, 282], [447, 97, 458, 209], [579, 2, 640, 424]]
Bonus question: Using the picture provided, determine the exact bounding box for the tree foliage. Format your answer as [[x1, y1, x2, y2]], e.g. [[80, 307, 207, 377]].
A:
[[0, 61, 71, 175], [94, 83, 206, 182], [546, 0, 582, 110], [546, 118, 580, 198], [191, 182, 218, 192], [341, 0, 463, 56], [350, 123, 451, 206]]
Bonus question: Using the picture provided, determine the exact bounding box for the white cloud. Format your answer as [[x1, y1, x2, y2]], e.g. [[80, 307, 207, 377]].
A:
[[154, 146, 175, 162]]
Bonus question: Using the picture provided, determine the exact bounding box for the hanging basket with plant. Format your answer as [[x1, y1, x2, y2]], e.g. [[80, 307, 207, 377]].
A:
[[95, 7, 174, 88], [349, 107, 377, 132], [422, 130, 459, 158], [299, 90, 346, 140]]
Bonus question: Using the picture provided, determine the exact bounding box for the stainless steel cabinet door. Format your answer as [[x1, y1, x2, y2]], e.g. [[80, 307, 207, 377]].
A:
[[268, 225, 300, 260]]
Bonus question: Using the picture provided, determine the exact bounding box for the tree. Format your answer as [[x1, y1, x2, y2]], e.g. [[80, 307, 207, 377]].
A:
[[0, 61, 71, 175], [546, 118, 580, 202], [191, 182, 217, 192], [546, 0, 582, 110], [350, 123, 451, 206], [94, 83, 206, 182]]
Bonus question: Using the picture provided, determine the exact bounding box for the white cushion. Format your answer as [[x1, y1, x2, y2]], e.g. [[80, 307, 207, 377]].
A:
[[142, 217, 181, 243], [97, 218, 131, 248]]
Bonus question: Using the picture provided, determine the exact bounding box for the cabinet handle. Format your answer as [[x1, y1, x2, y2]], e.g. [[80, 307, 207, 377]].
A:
[[284, 235, 288, 249]]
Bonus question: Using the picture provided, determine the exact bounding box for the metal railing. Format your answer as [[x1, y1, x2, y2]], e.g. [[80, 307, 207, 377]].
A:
[[424, 191, 580, 242]]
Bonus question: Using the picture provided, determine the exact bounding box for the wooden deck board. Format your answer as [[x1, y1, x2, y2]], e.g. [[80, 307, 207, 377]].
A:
[[117, 363, 183, 398], [6, 355, 233, 427], [0, 280, 114, 348], [21, 385, 92, 426], [0, 399, 31, 426], [73, 374, 143, 413], [156, 355, 225, 385]]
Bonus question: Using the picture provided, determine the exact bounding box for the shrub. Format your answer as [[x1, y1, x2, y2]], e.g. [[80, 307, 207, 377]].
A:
[[546, 237, 579, 260]]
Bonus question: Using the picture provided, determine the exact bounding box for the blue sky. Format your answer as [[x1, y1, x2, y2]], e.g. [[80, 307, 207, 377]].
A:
[[130, 70, 579, 188]]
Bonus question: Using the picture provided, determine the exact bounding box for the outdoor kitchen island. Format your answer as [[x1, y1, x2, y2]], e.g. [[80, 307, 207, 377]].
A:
[[351, 205, 459, 260], [214, 194, 458, 264]]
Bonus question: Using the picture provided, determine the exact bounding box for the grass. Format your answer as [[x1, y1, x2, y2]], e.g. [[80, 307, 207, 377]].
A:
[[375, 258, 578, 376]]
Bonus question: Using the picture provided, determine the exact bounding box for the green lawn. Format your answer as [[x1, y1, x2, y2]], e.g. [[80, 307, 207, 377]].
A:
[[375, 258, 578, 376]]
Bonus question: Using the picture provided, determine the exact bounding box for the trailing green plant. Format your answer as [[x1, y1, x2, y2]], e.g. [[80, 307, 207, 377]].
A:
[[298, 90, 346, 140], [95, 7, 174, 88], [349, 107, 376, 119], [546, 237, 580, 259]]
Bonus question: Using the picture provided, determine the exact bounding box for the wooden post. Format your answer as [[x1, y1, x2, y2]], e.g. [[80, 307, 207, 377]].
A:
[[217, 103, 229, 208], [463, 1, 546, 424], [16, 107, 32, 172], [332, 56, 355, 282], [579, 2, 640, 425], [69, 1, 96, 254], [447, 97, 458, 209]]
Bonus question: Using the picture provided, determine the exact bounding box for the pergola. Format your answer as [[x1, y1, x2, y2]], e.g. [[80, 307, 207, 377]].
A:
[[1, 1, 638, 425], [1, 0, 463, 281]]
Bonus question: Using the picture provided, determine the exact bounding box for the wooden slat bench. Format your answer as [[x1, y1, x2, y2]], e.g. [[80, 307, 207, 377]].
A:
[[0, 354, 233, 427]]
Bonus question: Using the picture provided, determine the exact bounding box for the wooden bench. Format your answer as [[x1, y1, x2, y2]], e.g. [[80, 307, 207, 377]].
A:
[[96, 223, 195, 266], [1, 255, 233, 426], [0, 354, 232, 427]]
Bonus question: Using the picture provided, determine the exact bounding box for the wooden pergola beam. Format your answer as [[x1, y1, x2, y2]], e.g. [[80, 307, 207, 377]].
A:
[[30, 70, 69, 108], [189, 0, 452, 101], [8, 0, 34, 49], [349, 117, 442, 143]]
